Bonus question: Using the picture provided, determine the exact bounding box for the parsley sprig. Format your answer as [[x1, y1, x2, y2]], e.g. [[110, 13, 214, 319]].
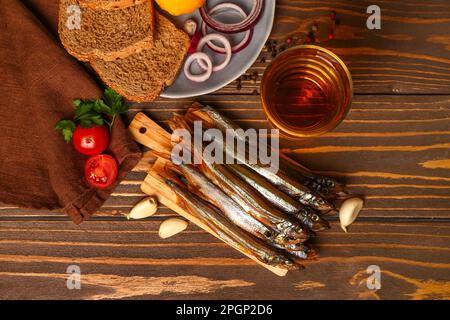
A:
[[55, 88, 128, 143]]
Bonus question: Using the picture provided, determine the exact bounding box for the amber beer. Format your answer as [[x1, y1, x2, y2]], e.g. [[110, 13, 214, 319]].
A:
[[261, 45, 353, 138]]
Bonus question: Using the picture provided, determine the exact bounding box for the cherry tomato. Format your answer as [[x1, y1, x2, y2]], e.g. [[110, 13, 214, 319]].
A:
[[84, 154, 118, 189], [73, 125, 109, 156]]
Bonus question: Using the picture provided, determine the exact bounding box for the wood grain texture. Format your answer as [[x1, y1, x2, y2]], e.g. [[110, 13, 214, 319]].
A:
[[3, 95, 448, 219], [0, 0, 449, 299], [0, 221, 448, 300], [227, 0, 450, 95]]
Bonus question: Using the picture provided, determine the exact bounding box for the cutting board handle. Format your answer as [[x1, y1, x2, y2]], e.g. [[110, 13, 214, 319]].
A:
[[128, 112, 172, 156]]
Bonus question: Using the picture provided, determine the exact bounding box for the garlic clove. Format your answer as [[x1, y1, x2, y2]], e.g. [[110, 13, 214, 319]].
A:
[[126, 197, 158, 220], [159, 218, 189, 239], [339, 197, 364, 232], [183, 18, 198, 36]]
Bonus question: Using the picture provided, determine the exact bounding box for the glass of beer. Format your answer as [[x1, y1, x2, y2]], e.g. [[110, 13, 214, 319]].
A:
[[260, 45, 353, 138]]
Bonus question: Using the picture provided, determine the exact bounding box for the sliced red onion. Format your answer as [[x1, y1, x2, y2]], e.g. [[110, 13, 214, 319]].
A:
[[201, 3, 254, 54], [188, 30, 202, 54], [184, 52, 213, 82], [196, 34, 231, 72], [200, 0, 264, 34]]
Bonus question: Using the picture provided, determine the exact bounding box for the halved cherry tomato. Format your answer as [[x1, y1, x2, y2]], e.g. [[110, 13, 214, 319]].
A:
[[84, 154, 118, 189], [73, 125, 109, 156]]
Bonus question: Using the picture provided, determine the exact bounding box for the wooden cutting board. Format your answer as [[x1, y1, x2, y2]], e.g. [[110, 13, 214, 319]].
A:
[[129, 111, 288, 276]]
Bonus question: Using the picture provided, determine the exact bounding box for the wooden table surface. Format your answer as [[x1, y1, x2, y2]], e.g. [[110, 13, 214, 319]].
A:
[[1, 0, 449, 300]]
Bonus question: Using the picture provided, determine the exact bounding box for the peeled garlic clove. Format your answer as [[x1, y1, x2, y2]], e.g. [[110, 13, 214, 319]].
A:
[[339, 197, 364, 232], [183, 19, 198, 36], [159, 218, 188, 239], [126, 197, 158, 220]]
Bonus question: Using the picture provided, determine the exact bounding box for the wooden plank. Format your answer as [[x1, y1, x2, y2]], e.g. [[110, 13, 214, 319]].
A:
[[2, 94, 448, 219], [126, 94, 450, 218], [0, 220, 448, 299], [209, 0, 450, 95], [1, 0, 449, 300]]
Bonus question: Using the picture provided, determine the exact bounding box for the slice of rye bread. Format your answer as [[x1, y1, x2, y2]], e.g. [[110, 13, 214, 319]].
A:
[[90, 13, 190, 102], [58, 0, 154, 62]]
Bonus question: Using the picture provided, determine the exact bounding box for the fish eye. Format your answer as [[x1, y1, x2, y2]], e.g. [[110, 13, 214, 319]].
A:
[[264, 231, 272, 238]]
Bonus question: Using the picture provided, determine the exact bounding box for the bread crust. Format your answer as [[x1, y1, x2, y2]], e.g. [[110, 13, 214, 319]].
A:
[[78, 0, 148, 10]]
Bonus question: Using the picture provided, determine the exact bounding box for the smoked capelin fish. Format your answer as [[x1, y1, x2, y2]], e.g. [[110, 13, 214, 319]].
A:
[[190, 103, 345, 196], [279, 153, 348, 199], [167, 119, 312, 242], [169, 115, 313, 241], [168, 112, 330, 232], [160, 104, 354, 270], [176, 119, 334, 213], [184, 104, 344, 201], [173, 166, 314, 260], [175, 163, 274, 242], [228, 164, 330, 232], [168, 116, 320, 262], [203, 162, 311, 243], [175, 163, 311, 255], [167, 179, 300, 270]]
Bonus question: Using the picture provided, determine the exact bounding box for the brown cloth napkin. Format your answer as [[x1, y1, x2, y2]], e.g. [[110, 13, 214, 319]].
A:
[[0, 0, 142, 224]]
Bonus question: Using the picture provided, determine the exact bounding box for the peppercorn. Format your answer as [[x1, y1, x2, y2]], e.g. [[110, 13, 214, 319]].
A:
[[307, 31, 316, 42]]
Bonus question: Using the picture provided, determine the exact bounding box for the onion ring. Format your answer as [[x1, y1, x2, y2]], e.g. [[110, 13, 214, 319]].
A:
[[184, 52, 213, 82], [200, 0, 264, 34], [201, 3, 253, 54], [196, 34, 232, 72], [187, 31, 202, 54]]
